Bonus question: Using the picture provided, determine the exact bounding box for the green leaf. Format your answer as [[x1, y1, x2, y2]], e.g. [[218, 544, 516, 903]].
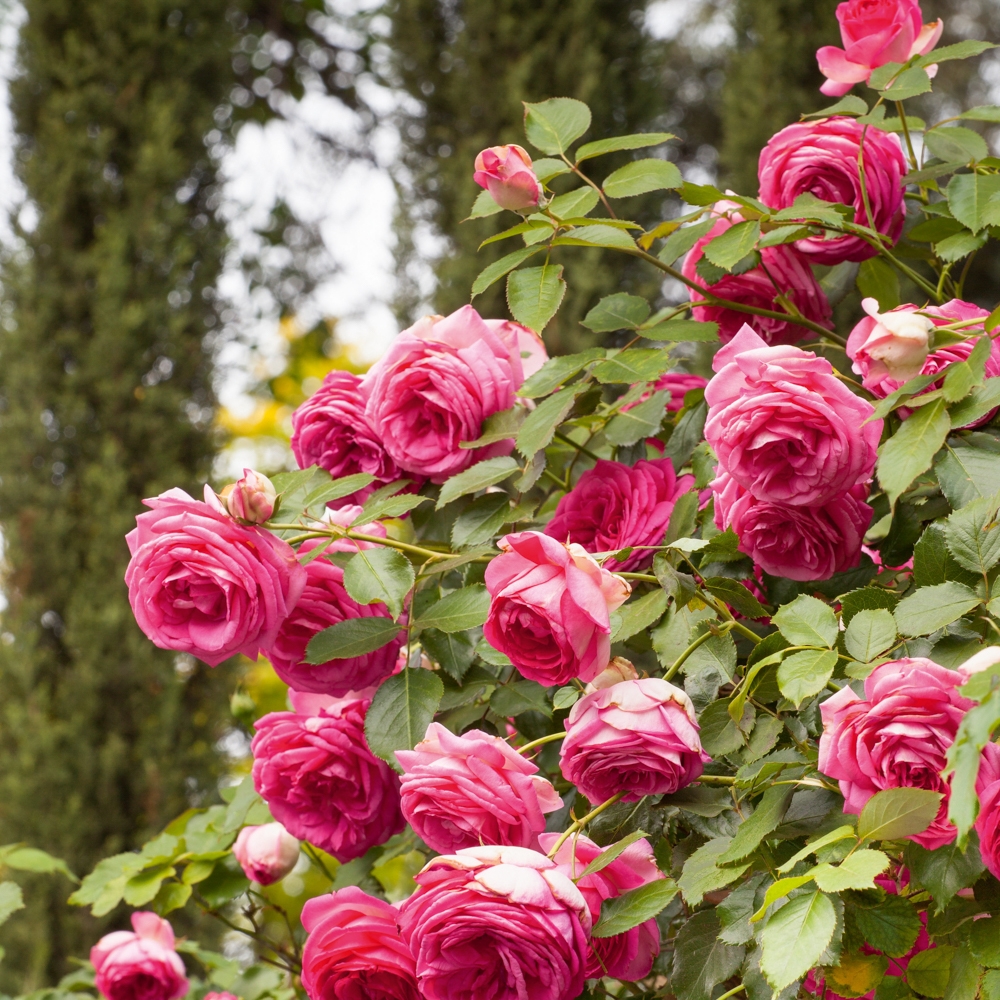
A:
[[810, 849, 890, 892], [1, 847, 76, 882], [778, 827, 859, 874], [531, 158, 570, 182], [489, 680, 550, 718], [944, 493, 1000, 576], [575, 132, 674, 162], [877, 397, 951, 507], [593, 878, 679, 937], [961, 106, 1000, 123], [945, 686, 1000, 844], [602, 158, 682, 198], [893, 581, 980, 637], [517, 349, 605, 398], [761, 891, 838, 992], [844, 610, 898, 662], [857, 257, 901, 310], [516, 384, 588, 457], [154, 881, 192, 915], [353, 491, 429, 525], [950, 379, 1000, 431], [869, 373, 940, 421], [461, 406, 527, 449], [905, 839, 984, 909], [936, 229, 988, 263], [68, 852, 146, 914], [907, 946, 958, 999], [467, 188, 503, 219], [523, 97, 591, 155], [658, 219, 715, 265], [937, 443, 1000, 506], [552, 686, 579, 711], [611, 590, 669, 642], [663, 399, 708, 471], [671, 909, 745, 1000], [703, 578, 767, 620], [970, 914, 1000, 967], [413, 585, 490, 633], [306, 617, 402, 663], [858, 787, 943, 842], [581, 292, 651, 332], [364, 669, 445, 771], [803, 95, 869, 118], [853, 893, 921, 957], [0, 883, 24, 927], [751, 876, 818, 923], [719, 785, 794, 864], [507, 264, 566, 333], [578, 830, 650, 878], [123, 863, 175, 907], [605, 391, 668, 447], [702, 221, 761, 271], [479, 219, 554, 248], [777, 649, 838, 708], [471, 247, 543, 297], [592, 349, 673, 385], [420, 628, 476, 682], [548, 186, 600, 220], [879, 65, 932, 100], [435, 456, 519, 509], [641, 319, 719, 342], [918, 40, 996, 65], [552, 223, 637, 250], [301, 473, 377, 510], [773, 594, 838, 647], [451, 494, 531, 550], [342, 548, 415, 621], [946, 173, 1000, 234], [678, 836, 751, 905]]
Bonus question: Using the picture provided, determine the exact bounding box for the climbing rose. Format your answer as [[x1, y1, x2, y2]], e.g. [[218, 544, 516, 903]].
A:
[[91, 912, 188, 1000], [974, 742, 1000, 880], [473, 144, 543, 212], [233, 822, 300, 886]]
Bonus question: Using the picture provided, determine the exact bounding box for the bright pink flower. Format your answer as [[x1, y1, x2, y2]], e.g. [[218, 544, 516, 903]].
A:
[[759, 118, 907, 265], [124, 488, 306, 667], [484, 318, 549, 381], [473, 145, 543, 212], [560, 677, 708, 804], [818, 658, 976, 849], [484, 530, 631, 687], [539, 832, 662, 980], [713, 472, 873, 581], [544, 459, 694, 572], [301, 887, 418, 1000], [91, 912, 188, 1000], [251, 691, 404, 862], [362, 306, 529, 483], [975, 742, 1000, 880], [398, 846, 590, 1000], [204, 993, 240, 1000], [396, 723, 562, 853], [233, 822, 300, 885], [705, 324, 882, 506], [225, 468, 277, 524], [817, 0, 944, 97], [262, 507, 404, 697], [682, 204, 832, 345], [655, 371, 709, 412]]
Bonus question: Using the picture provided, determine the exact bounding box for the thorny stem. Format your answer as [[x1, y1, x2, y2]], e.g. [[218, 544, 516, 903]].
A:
[[547, 792, 625, 857]]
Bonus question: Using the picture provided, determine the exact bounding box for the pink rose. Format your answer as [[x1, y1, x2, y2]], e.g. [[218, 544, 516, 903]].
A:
[[543, 459, 695, 572], [818, 0, 944, 97], [205, 994, 240, 1000], [538, 832, 662, 980], [91, 912, 188, 1000], [484, 318, 549, 381], [262, 508, 404, 697], [224, 468, 277, 524], [301, 887, 418, 1000], [975, 742, 1000, 880], [124, 488, 306, 667], [682, 203, 832, 345], [396, 723, 562, 853], [362, 306, 530, 483], [705, 324, 882, 506], [713, 472, 873, 581], [483, 531, 631, 687], [290, 370, 406, 505], [818, 658, 976, 849], [473, 145, 543, 212], [251, 690, 404, 862], [655, 371, 709, 412], [398, 846, 590, 1000], [758, 118, 907, 265], [560, 677, 708, 804], [233, 822, 300, 885]]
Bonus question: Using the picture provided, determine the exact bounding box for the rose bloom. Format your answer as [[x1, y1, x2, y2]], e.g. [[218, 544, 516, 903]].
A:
[[474, 144, 543, 212], [362, 305, 543, 482], [205, 994, 240, 1000], [301, 887, 418, 1000], [655, 371, 709, 412], [484, 530, 631, 687], [713, 472, 873, 582], [560, 677, 708, 804], [705, 324, 882, 507], [125, 487, 306, 667], [682, 203, 832, 345], [539, 832, 662, 981], [251, 690, 404, 862], [397, 723, 562, 854], [233, 822, 300, 886], [819, 657, 976, 849], [818, 0, 944, 96], [974, 742, 1000, 880], [91, 912, 188, 1000], [398, 846, 590, 1000], [484, 317, 548, 382], [544, 459, 694, 572], [759, 118, 907, 265], [262, 507, 404, 697], [290, 370, 405, 505]]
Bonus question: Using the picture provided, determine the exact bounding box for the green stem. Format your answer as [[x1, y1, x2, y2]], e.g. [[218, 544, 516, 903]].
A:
[[266, 523, 455, 563], [554, 430, 603, 463], [617, 572, 659, 583], [664, 628, 720, 681], [729, 620, 763, 645], [547, 792, 625, 858], [716, 985, 746, 1000], [518, 731, 567, 754], [895, 102, 919, 172], [304, 843, 336, 882], [696, 774, 737, 786]]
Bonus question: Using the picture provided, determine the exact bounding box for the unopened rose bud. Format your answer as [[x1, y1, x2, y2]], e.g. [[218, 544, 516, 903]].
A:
[[584, 657, 639, 694], [858, 298, 934, 382], [233, 822, 300, 885], [226, 469, 277, 524], [473, 144, 543, 212]]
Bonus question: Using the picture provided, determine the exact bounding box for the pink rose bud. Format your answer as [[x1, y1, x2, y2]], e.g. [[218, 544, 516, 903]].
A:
[[560, 677, 709, 804], [233, 822, 301, 885], [585, 657, 640, 693], [225, 468, 277, 524], [817, 0, 943, 97], [91, 912, 189, 1000], [205, 992, 240, 1000], [473, 144, 543, 212], [853, 297, 934, 383], [398, 846, 591, 1000]]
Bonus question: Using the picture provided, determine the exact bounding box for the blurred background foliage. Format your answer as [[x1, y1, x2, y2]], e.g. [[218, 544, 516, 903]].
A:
[[0, 0, 998, 991]]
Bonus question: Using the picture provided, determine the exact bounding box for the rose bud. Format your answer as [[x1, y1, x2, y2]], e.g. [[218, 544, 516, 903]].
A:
[[233, 822, 301, 885], [225, 468, 278, 524], [852, 297, 934, 383], [473, 144, 543, 212], [91, 912, 188, 1000]]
